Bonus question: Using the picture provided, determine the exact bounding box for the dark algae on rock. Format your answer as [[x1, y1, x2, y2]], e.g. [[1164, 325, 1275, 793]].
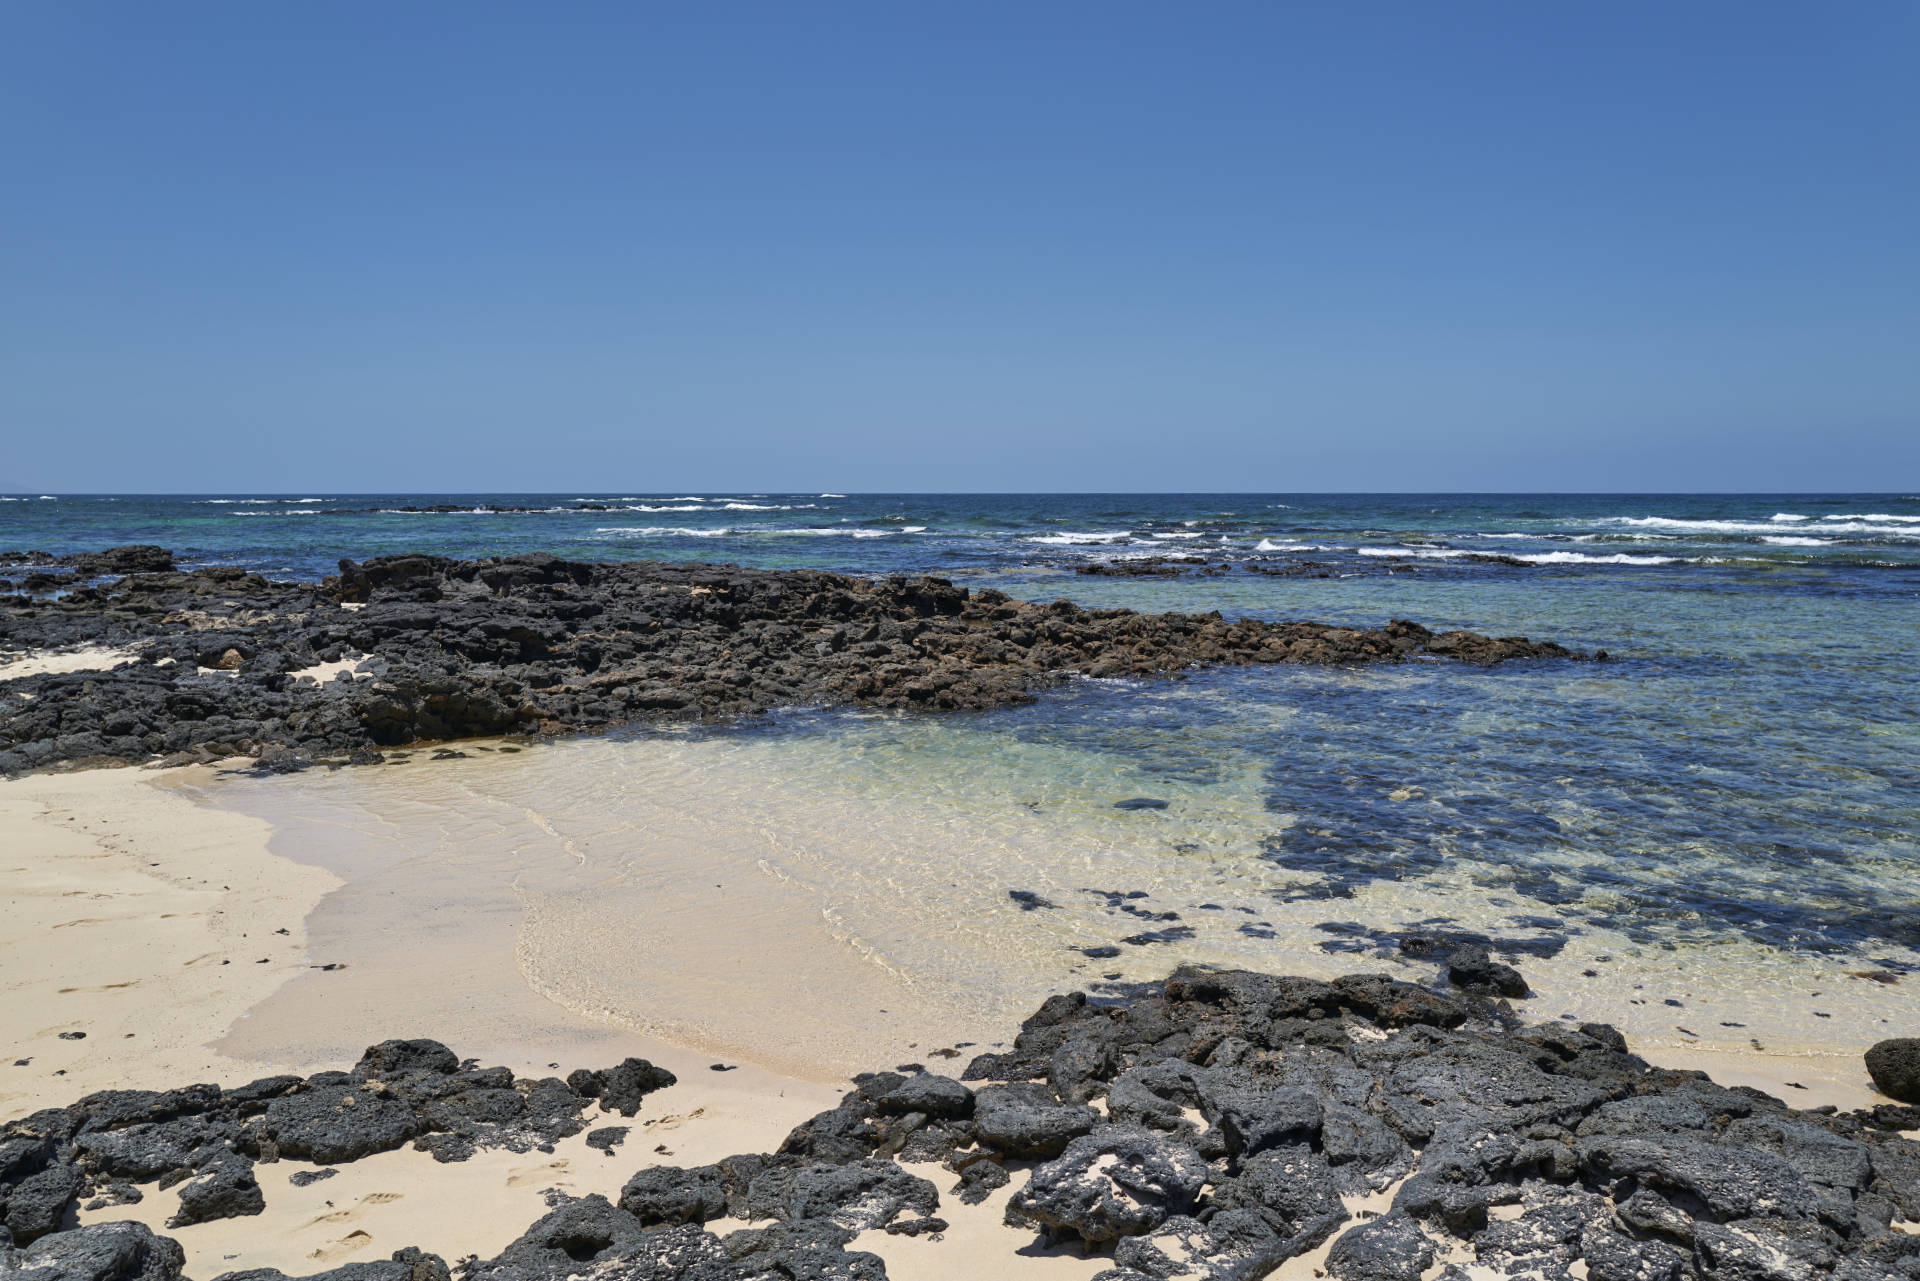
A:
[[7, 967, 1920, 1278], [0, 547, 1586, 776]]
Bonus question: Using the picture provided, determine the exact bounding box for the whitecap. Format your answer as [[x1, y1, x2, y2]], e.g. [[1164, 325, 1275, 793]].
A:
[[1605, 516, 1918, 537], [594, 526, 732, 537], [820, 493, 847, 498], [1025, 531, 1133, 546], [1512, 551, 1683, 565], [1255, 539, 1320, 552], [1761, 536, 1834, 547], [758, 527, 894, 538], [1356, 547, 1472, 560], [1770, 513, 1810, 522]]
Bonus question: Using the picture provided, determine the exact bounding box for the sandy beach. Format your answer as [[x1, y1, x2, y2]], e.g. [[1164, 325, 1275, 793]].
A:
[[0, 760, 1123, 1275], [4, 757, 1906, 1276]]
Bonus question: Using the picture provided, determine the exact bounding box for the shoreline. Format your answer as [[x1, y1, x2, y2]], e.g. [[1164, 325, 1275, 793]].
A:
[[5, 759, 1899, 1111]]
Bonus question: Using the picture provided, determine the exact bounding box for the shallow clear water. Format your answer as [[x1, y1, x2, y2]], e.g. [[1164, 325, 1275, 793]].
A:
[[13, 492, 1920, 1063]]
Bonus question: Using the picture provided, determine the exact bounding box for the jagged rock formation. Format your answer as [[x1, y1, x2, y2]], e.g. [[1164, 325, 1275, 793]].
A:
[[1, 548, 1586, 775], [5, 968, 1916, 1278]]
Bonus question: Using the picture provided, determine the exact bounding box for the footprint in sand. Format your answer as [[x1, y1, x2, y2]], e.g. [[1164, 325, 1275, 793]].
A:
[[506, 1160, 570, 1188], [301, 1192, 402, 1228], [307, 1228, 374, 1262], [643, 1107, 707, 1131]]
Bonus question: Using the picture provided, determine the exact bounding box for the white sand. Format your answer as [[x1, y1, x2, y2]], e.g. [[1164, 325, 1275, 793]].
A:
[[286, 653, 367, 684], [0, 645, 140, 681], [0, 766, 338, 1119]]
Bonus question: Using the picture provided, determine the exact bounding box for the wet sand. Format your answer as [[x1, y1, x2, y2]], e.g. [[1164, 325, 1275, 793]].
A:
[[206, 730, 1920, 1075]]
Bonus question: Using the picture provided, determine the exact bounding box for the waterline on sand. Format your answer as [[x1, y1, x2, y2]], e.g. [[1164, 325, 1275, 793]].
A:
[[198, 728, 1920, 1080]]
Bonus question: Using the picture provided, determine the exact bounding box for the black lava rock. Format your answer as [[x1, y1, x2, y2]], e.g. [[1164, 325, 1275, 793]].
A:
[[1445, 944, 1531, 998], [168, 1154, 264, 1227], [1866, 1037, 1920, 1102], [1, 550, 1587, 777]]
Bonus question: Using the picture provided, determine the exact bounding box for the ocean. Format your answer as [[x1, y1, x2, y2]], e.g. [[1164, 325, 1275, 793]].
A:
[[9, 491, 1920, 1068]]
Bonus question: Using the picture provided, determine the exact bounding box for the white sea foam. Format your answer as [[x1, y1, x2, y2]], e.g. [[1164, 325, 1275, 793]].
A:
[[1088, 548, 1188, 561], [900, 526, 929, 534], [1025, 531, 1134, 546], [1356, 545, 1682, 565], [595, 526, 732, 537], [232, 509, 319, 517], [820, 493, 847, 498], [1512, 551, 1682, 566], [1770, 513, 1810, 522], [1761, 536, 1834, 547], [756, 527, 894, 538], [1606, 516, 1918, 537], [1255, 539, 1322, 552], [1356, 547, 1471, 560], [1831, 513, 1920, 522]]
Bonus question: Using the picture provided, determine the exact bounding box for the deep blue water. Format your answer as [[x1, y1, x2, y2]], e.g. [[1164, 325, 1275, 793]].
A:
[[6, 491, 1920, 585], [8, 492, 1920, 968]]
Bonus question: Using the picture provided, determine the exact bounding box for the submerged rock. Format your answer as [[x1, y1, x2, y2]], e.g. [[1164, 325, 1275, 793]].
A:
[[1443, 943, 1530, 998]]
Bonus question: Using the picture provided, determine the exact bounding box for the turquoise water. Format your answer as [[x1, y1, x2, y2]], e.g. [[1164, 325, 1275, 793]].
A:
[[9, 492, 1920, 969]]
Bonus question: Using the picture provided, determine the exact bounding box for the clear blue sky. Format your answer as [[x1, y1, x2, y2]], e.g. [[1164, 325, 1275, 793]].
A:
[[2, 3, 1915, 493]]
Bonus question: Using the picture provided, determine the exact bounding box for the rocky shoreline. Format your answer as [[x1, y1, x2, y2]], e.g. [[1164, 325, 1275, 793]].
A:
[[4, 964, 1916, 1279], [0, 547, 1589, 777]]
